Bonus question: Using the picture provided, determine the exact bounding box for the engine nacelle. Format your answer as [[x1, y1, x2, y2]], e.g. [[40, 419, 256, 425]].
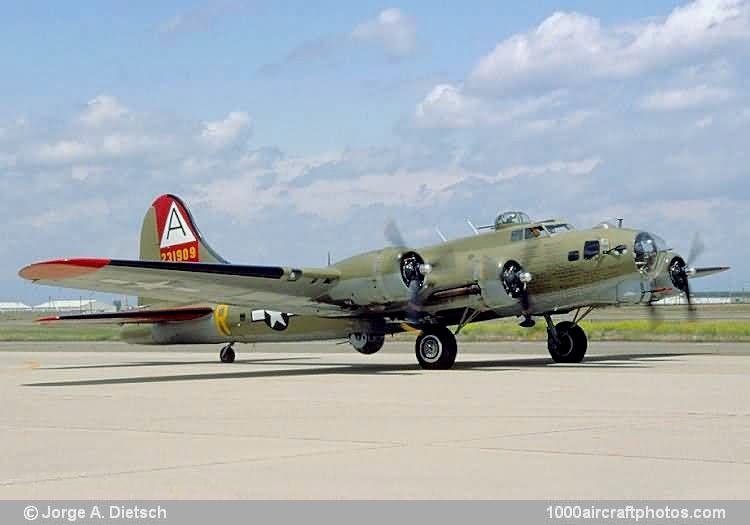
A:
[[330, 247, 428, 306], [478, 259, 527, 310]]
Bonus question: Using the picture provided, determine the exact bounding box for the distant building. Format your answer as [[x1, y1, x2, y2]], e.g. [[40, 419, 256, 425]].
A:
[[0, 301, 32, 312], [33, 299, 115, 313], [656, 291, 750, 305]]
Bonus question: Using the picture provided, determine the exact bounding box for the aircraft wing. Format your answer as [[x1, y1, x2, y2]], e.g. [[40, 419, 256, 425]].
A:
[[19, 258, 346, 316]]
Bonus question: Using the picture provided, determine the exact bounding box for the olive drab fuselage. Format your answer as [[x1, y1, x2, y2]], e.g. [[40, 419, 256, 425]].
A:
[[325, 219, 677, 323], [21, 195, 725, 370], [124, 216, 685, 345]]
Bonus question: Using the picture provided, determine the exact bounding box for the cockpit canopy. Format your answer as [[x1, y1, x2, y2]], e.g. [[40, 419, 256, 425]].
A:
[[493, 211, 574, 240], [494, 211, 531, 230]]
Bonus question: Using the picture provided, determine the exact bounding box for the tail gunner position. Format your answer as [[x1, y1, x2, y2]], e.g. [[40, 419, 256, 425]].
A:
[[19, 195, 729, 369]]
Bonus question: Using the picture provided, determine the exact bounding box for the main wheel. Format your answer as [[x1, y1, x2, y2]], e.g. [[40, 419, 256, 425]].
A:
[[415, 326, 457, 370], [219, 345, 236, 363], [547, 321, 587, 363]]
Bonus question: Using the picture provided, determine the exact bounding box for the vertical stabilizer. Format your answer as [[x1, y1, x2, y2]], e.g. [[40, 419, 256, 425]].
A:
[[139, 194, 227, 304]]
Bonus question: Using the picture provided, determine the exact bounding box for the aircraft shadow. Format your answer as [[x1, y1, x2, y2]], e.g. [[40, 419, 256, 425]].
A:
[[24, 352, 696, 387], [40, 356, 314, 371]]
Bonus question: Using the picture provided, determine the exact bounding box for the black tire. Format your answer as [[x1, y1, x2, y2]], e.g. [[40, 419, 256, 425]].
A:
[[547, 321, 587, 363], [415, 326, 457, 370], [350, 334, 385, 355], [219, 346, 236, 363]]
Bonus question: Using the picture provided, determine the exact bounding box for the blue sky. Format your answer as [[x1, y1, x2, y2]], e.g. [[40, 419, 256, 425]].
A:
[[2, 0, 750, 304]]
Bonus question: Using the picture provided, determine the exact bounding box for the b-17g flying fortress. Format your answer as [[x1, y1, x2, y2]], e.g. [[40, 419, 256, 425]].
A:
[[2, 0, 750, 506], [19, 194, 729, 369]]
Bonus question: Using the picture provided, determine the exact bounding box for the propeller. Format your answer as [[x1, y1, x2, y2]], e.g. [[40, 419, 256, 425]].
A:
[[648, 233, 704, 323], [384, 219, 434, 325], [501, 261, 535, 327], [671, 233, 704, 317]]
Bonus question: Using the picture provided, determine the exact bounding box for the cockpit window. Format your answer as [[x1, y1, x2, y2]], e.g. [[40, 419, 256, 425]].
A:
[[544, 223, 572, 235], [524, 226, 549, 239], [511, 226, 549, 241]]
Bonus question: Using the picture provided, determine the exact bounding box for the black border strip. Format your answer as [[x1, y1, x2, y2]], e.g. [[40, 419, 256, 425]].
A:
[[110, 259, 286, 279]]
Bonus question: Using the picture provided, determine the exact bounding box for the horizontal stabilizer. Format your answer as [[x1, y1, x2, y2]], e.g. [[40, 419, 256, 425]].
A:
[[38, 306, 213, 324]]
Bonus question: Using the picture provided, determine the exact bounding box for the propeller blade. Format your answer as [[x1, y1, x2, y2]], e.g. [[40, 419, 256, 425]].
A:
[[687, 233, 705, 266], [384, 219, 407, 247], [405, 279, 423, 324], [684, 277, 697, 320], [646, 294, 662, 326], [519, 288, 530, 313]]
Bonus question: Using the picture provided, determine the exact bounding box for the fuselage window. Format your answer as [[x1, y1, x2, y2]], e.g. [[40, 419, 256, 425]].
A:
[[568, 250, 580, 262], [511, 229, 523, 242], [583, 240, 600, 260]]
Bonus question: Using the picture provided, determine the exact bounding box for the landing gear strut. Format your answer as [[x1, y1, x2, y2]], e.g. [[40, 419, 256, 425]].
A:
[[415, 326, 457, 370], [544, 315, 587, 363], [219, 343, 236, 363]]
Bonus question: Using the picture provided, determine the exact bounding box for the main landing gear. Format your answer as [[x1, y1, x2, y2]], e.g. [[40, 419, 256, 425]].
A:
[[219, 342, 236, 363], [544, 314, 588, 363], [415, 326, 457, 370], [412, 312, 590, 369]]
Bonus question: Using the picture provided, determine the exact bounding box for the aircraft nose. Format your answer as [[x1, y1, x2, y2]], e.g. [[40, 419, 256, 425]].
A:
[[633, 231, 667, 276]]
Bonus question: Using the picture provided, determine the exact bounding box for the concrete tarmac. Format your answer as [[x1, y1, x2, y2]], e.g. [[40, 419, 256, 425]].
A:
[[0, 341, 748, 499]]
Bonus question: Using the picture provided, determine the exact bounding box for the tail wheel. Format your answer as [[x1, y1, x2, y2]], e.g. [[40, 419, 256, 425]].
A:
[[415, 326, 457, 370], [219, 345, 235, 363], [547, 321, 587, 363]]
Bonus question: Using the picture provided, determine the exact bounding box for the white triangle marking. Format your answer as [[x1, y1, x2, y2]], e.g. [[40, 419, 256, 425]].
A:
[[160, 202, 197, 248]]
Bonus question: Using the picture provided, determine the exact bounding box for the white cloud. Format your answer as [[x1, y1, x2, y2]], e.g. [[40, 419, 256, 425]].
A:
[[414, 84, 488, 128], [490, 157, 601, 181], [639, 84, 732, 111], [157, 1, 253, 36], [159, 14, 185, 35], [414, 84, 565, 129], [22, 198, 110, 230], [288, 168, 468, 219], [470, 12, 613, 91], [192, 152, 601, 221], [78, 95, 129, 126], [35, 140, 94, 164], [468, 0, 750, 93], [32, 134, 166, 165], [200, 111, 252, 149], [521, 110, 593, 135], [70, 165, 108, 182], [260, 7, 416, 75], [352, 8, 416, 57]]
